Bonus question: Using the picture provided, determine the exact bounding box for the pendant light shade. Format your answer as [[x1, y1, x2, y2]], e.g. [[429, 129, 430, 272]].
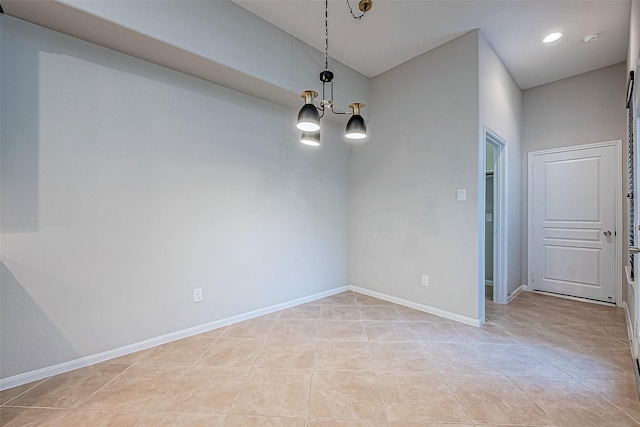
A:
[[345, 115, 366, 139], [345, 103, 367, 140], [300, 131, 321, 147], [297, 91, 320, 132]]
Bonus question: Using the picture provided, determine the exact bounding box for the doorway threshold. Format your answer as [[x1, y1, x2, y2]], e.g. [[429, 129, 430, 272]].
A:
[[531, 290, 616, 306]]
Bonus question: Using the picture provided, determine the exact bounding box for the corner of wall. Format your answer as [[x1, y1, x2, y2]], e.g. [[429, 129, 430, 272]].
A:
[[350, 30, 483, 321]]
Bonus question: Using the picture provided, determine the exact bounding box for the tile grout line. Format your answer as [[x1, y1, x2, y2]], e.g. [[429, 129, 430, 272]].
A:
[[368, 338, 391, 424], [136, 333, 226, 419], [191, 325, 228, 367], [133, 411, 153, 427], [69, 361, 139, 411], [441, 374, 475, 425], [0, 404, 69, 410], [573, 376, 640, 425], [504, 373, 560, 426], [224, 318, 272, 419], [0, 377, 50, 407]]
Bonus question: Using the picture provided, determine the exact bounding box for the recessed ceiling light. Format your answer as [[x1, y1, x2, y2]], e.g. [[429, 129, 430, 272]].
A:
[[543, 32, 563, 43], [583, 32, 600, 43]]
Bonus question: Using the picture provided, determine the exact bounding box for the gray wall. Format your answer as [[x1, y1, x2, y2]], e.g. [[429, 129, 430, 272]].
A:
[[479, 34, 524, 300], [521, 63, 627, 287], [0, 16, 350, 379], [5, 0, 370, 114], [348, 30, 522, 322], [628, 0, 640, 75], [349, 31, 482, 321]]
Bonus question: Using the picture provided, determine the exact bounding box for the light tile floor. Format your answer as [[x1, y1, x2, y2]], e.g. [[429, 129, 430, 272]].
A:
[[1, 291, 639, 426]]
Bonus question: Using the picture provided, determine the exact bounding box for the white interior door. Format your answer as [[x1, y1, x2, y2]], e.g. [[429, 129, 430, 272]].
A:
[[530, 144, 617, 303]]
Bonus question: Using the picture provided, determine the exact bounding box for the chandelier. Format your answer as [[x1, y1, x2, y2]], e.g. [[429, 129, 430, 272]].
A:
[[296, 0, 372, 147]]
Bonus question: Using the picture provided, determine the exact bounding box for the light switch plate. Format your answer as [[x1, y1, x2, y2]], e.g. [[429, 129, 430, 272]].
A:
[[421, 274, 429, 286], [457, 189, 466, 201]]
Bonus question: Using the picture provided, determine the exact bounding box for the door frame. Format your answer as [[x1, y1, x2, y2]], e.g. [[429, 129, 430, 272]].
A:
[[477, 125, 509, 325], [527, 140, 623, 306], [483, 127, 508, 305]]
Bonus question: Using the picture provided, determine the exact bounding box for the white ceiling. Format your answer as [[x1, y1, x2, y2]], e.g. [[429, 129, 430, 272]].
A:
[[0, 0, 630, 90], [232, 0, 631, 89]]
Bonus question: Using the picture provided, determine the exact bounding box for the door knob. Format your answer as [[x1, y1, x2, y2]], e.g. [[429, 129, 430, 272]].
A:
[[604, 231, 612, 237], [630, 247, 640, 255]]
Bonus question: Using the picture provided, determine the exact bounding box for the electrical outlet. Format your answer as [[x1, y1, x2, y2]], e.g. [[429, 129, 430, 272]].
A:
[[193, 288, 203, 303], [421, 274, 429, 287]]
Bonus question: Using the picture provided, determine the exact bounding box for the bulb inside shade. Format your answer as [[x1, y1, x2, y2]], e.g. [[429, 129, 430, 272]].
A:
[[297, 103, 320, 132], [296, 90, 320, 132], [345, 114, 367, 140], [297, 121, 320, 132], [300, 131, 320, 146], [346, 131, 366, 140]]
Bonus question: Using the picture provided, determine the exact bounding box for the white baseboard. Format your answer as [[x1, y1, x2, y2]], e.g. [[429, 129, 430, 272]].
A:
[[0, 286, 348, 391], [625, 301, 634, 341], [507, 285, 524, 303], [625, 266, 635, 288], [347, 285, 482, 327], [625, 301, 639, 359], [531, 290, 616, 307]]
